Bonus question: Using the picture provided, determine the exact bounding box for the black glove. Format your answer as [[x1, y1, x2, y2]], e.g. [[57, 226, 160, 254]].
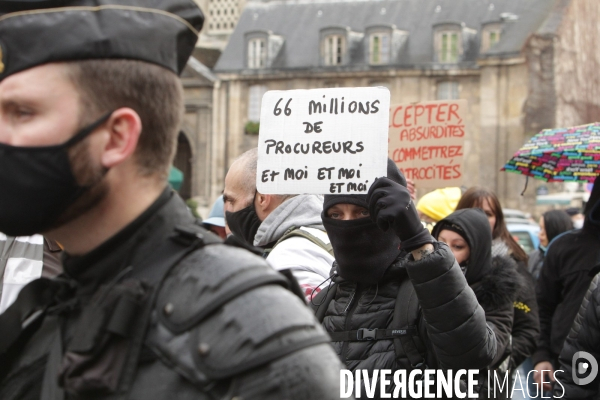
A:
[[366, 177, 434, 252]]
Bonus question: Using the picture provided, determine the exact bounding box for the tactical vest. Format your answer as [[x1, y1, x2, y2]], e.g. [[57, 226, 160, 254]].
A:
[[0, 222, 324, 399]]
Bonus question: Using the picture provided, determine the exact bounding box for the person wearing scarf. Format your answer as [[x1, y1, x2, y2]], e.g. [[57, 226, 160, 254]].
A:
[[312, 159, 498, 399]]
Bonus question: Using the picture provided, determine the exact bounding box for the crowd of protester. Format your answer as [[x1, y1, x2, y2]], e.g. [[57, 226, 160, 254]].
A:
[[1, 148, 598, 399], [218, 148, 600, 398]]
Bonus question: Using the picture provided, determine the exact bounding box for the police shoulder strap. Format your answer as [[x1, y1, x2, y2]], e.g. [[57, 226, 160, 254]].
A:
[[109, 221, 220, 399], [39, 221, 218, 400]]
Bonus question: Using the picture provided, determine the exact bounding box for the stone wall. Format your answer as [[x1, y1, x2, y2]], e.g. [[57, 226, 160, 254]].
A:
[[478, 60, 533, 210], [180, 77, 214, 205], [554, 0, 600, 127]]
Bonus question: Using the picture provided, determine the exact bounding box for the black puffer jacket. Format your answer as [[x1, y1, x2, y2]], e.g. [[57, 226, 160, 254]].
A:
[[471, 256, 521, 364], [433, 209, 521, 398], [511, 263, 540, 369], [433, 210, 518, 365], [554, 272, 600, 399], [534, 189, 600, 366], [312, 241, 496, 397]]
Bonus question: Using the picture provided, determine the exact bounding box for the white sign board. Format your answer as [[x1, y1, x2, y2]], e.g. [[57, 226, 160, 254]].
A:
[[257, 87, 390, 194]]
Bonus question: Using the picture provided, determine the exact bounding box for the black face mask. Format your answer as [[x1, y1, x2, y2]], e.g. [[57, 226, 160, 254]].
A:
[[322, 214, 402, 285], [225, 196, 262, 246], [0, 112, 112, 236]]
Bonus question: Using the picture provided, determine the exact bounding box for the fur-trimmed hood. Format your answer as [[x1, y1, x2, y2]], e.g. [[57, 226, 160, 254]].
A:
[[471, 255, 522, 310]]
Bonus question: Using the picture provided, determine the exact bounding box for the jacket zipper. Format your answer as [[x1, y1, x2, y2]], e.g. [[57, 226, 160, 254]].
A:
[[341, 285, 362, 362]]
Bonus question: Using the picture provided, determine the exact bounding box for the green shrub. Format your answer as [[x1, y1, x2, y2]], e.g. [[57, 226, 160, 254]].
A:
[[186, 199, 201, 220], [245, 121, 260, 135]]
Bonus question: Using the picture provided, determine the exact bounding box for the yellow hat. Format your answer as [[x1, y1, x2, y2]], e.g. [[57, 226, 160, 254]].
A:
[[416, 187, 462, 222]]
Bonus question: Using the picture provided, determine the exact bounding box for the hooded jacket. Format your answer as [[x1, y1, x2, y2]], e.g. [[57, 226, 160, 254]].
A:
[[312, 242, 496, 399], [433, 209, 519, 370], [554, 272, 600, 399], [491, 242, 540, 370], [312, 161, 497, 399], [534, 181, 600, 366], [435, 209, 539, 371], [254, 194, 334, 300]]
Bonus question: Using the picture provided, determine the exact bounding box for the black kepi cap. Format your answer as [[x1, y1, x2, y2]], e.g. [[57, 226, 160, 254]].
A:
[[0, 0, 204, 80]]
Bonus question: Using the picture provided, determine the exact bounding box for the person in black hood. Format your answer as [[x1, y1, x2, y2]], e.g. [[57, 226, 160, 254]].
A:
[[433, 208, 522, 398], [455, 187, 540, 380], [312, 159, 497, 399], [533, 176, 600, 392]]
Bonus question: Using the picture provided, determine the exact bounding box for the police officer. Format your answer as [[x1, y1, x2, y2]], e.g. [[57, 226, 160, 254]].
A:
[[0, 1, 343, 399]]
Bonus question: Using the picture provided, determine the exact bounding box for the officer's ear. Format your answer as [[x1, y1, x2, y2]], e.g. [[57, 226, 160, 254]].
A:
[[99, 107, 142, 169]]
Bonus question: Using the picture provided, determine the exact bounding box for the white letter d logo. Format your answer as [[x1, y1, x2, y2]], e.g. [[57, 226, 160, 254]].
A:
[[573, 351, 598, 386]]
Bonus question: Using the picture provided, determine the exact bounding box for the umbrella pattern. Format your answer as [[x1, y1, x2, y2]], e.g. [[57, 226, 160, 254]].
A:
[[502, 122, 600, 183]]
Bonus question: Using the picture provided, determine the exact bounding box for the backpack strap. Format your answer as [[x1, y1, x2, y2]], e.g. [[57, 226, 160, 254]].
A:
[[393, 278, 427, 368], [265, 226, 334, 258]]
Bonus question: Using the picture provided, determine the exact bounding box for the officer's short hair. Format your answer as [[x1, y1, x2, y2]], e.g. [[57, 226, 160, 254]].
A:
[[66, 59, 183, 180]]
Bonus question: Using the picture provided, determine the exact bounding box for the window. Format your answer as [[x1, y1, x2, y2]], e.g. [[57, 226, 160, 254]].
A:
[[247, 38, 266, 69], [370, 33, 390, 65], [437, 81, 459, 100], [207, 0, 239, 34], [489, 31, 499, 47], [323, 35, 345, 66], [481, 24, 502, 53], [439, 32, 459, 63], [248, 85, 267, 122]]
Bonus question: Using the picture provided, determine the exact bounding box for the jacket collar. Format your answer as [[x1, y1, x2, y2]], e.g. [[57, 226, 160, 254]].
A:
[[62, 187, 190, 296]]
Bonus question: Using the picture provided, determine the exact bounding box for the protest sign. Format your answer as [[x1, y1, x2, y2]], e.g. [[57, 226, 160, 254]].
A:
[[388, 99, 467, 188], [257, 87, 390, 194]]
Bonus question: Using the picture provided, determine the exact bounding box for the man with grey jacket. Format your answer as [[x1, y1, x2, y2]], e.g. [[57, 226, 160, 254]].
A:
[[224, 148, 333, 301]]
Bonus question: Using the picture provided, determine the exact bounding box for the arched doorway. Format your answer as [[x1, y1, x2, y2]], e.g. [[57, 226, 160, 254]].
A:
[[173, 131, 193, 200]]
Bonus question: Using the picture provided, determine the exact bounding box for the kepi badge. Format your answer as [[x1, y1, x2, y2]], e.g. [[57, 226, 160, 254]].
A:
[[0, 44, 4, 74]]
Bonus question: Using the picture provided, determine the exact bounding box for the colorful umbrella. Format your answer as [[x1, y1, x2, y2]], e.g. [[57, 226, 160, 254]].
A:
[[502, 122, 600, 183]]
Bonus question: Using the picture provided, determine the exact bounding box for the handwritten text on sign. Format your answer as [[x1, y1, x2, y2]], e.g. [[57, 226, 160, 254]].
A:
[[388, 99, 467, 188], [257, 87, 390, 194]]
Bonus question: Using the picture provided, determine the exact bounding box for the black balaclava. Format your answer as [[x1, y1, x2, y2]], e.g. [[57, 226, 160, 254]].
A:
[[322, 159, 406, 285], [432, 208, 492, 285]]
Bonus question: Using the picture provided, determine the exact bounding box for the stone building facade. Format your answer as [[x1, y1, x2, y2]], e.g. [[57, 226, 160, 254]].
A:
[[175, 58, 217, 201], [203, 0, 600, 212], [194, 0, 248, 50]]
